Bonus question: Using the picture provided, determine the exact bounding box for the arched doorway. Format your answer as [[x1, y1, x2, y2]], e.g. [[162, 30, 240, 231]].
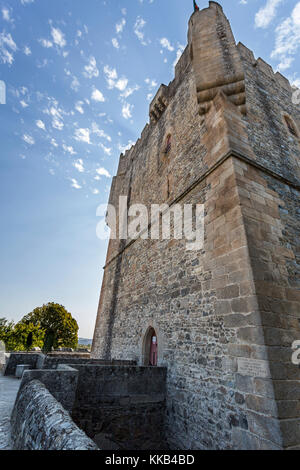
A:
[[143, 327, 158, 366]]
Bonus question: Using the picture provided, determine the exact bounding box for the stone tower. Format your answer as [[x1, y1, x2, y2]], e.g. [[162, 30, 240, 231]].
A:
[[92, 2, 300, 450]]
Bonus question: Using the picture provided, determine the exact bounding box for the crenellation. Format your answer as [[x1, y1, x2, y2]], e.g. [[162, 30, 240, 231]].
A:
[[255, 58, 275, 81], [275, 72, 292, 93], [149, 84, 170, 123], [237, 42, 255, 63], [174, 45, 190, 84]]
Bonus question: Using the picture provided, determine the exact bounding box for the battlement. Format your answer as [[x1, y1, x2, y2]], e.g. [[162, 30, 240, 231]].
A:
[[237, 42, 292, 93]]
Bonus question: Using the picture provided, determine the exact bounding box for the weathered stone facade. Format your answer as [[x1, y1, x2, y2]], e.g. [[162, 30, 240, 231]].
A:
[[92, 2, 300, 450]]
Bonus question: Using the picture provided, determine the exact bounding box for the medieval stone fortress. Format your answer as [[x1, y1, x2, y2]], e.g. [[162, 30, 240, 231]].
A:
[[1, 1, 300, 451]]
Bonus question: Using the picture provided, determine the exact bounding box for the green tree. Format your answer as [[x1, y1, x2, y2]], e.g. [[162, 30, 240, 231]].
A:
[[0, 318, 14, 348], [4, 322, 44, 352], [26, 332, 33, 351], [21, 303, 79, 350], [43, 330, 55, 353]]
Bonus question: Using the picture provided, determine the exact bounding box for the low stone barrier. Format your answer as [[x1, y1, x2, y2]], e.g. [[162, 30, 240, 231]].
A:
[[71, 365, 168, 450], [4, 353, 40, 376], [11, 380, 99, 450], [4, 352, 137, 376], [18, 366, 78, 412]]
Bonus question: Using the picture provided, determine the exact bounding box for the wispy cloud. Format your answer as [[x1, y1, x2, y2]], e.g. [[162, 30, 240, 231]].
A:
[[255, 0, 284, 29], [134, 17, 148, 45], [83, 56, 99, 79], [271, 2, 300, 71], [91, 88, 105, 102], [96, 167, 111, 178], [23, 134, 35, 145], [74, 128, 91, 144], [0, 31, 17, 65]]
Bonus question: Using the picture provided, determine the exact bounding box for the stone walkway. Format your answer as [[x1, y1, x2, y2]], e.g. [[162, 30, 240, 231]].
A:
[[0, 374, 20, 450]]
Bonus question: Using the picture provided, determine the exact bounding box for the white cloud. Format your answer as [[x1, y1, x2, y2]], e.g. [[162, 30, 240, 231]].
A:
[[118, 140, 135, 154], [115, 77, 128, 91], [255, 0, 284, 29], [23, 134, 35, 145], [160, 38, 174, 52], [116, 18, 126, 35], [122, 102, 133, 119], [103, 65, 128, 92], [51, 27, 66, 48], [74, 128, 91, 144], [39, 38, 53, 48], [20, 100, 29, 108], [84, 56, 99, 79], [70, 178, 81, 189], [173, 44, 185, 68], [21, 0, 35, 4], [120, 85, 140, 98], [134, 16, 147, 45], [73, 159, 84, 172], [2, 8, 12, 22], [99, 143, 112, 155], [75, 101, 84, 114], [44, 100, 65, 131], [52, 117, 64, 130], [36, 120, 46, 130], [0, 32, 17, 65], [63, 144, 76, 155], [24, 46, 31, 55], [91, 88, 105, 102], [145, 78, 158, 89], [112, 38, 119, 49], [71, 76, 80, 91], [91, 122, 111, 142], [271, 2, 300, 71], [96, 167, 111, 178]]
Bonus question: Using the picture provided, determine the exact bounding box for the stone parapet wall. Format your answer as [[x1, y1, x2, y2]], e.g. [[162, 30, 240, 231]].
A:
[[71, 365, 167, 450], [19, 367, 78, 412], [11, 380, 98, 450], [4, 353, 40, 376], [4, 352, 137, 376]]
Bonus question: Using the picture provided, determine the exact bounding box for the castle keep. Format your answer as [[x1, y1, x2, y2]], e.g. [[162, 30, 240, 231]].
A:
[[92, 2, 300, 450]]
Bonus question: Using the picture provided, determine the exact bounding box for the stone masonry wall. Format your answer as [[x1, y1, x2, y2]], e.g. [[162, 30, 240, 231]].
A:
[[237, 40, 300, 449], [11, 380, 98, 450], [92, 2, 300, 450], [18, 366, 79, 412], [4, 353, 40, 376], [71, 365, 167, 450]]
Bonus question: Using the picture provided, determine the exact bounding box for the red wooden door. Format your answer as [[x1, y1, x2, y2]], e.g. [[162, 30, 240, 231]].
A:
[[149, 335, 158, 366]]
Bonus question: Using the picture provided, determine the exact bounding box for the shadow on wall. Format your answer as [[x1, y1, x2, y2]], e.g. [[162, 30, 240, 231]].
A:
[[8, 353, 168, 451]]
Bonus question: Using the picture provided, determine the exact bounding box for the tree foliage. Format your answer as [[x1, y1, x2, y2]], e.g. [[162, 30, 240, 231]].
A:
[[0, 318, 44, 352], [21, 302, 79, 350], [0, 303, 78, 352]]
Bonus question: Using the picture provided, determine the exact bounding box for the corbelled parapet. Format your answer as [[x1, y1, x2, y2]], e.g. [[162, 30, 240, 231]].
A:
[[188, 1, 246, 116], [149, 84, 169, 124]]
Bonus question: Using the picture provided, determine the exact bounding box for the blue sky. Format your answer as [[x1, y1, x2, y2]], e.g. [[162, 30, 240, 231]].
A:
[[0, 0, 299, 338]]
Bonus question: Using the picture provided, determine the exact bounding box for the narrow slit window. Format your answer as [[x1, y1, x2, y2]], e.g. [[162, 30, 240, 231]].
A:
[[164, 135, 172, 155]]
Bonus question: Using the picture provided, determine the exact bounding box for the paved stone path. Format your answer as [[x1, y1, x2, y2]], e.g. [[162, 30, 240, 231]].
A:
[[0, 374, 20, 450]]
